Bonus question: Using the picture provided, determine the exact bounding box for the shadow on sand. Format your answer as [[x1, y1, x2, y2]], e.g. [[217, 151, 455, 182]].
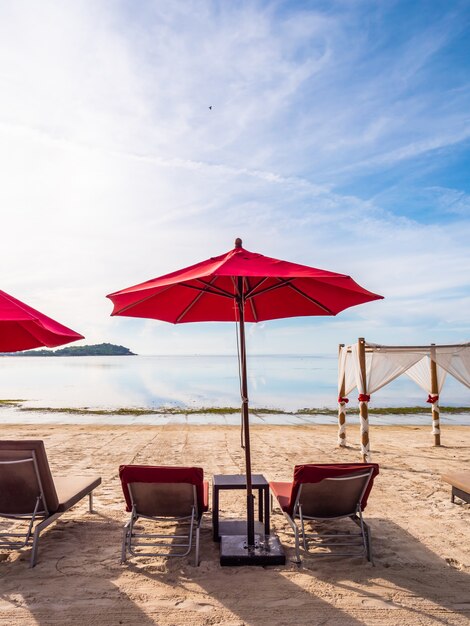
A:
[[1, 512, 469, 625], [0, 512, 157, 626]]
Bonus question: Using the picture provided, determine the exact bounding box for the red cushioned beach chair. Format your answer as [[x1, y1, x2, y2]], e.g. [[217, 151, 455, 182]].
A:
[[270, 463, 379, 564], [119, 465, 209, 566]]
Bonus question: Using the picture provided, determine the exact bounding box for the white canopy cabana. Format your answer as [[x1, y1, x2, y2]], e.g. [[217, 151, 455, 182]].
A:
[[337, 339, 470, 461]]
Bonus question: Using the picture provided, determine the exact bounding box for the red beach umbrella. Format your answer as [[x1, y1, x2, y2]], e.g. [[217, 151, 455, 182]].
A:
[[0, 290, 84, 352], [107, 238, 383, 563]]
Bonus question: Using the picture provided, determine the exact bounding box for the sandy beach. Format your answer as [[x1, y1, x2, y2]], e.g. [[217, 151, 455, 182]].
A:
[[0, 422, 469, 625]]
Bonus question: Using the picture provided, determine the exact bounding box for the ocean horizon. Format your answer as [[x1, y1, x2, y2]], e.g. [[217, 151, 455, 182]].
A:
[[0, 354, 469, 426]]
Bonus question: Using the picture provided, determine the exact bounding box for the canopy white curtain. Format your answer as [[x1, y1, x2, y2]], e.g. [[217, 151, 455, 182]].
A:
[[434, 346, 470, 389], [405, 357, 447, 394], [405, 355, 447, 436], [351, 345, 425, 395], [338, 345, 356, 397], [337, 346, 356, 446]]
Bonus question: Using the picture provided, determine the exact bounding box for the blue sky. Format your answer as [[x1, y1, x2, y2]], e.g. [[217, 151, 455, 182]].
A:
[[0, 0, 469, 355]]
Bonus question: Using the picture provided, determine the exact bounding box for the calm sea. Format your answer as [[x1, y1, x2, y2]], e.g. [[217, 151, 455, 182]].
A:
[[0, 354, 469, 425]]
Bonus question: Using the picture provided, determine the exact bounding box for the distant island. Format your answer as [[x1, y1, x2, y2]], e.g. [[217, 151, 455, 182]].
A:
[[5, 343, 136, 357]]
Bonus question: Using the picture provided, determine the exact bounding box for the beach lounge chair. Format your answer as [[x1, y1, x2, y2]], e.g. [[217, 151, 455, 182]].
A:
[[441, 471, 470, 504], [270, 463, 379, 564], [119, 465, 209, 566], [0, 440, 101, 567]]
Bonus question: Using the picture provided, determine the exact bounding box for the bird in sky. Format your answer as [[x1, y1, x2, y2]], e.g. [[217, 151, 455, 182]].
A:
[[209, 106, 212, 110]]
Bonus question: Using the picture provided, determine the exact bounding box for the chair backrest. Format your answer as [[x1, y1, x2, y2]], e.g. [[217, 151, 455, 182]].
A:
[[288, 463, 379, 517], [119, 465, 205, 518], [0, 440, 59, 515], [297, 472, 372, 518]]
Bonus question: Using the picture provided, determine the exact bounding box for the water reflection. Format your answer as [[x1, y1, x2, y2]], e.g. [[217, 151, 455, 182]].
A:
[[0, 355, 468, 417]]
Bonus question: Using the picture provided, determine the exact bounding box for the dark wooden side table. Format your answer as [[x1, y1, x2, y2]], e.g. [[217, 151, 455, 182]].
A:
[[212, 474, 270, 542]]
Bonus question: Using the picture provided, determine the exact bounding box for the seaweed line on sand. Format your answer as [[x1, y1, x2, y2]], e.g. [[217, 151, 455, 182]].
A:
[[3, 403, 469, 416]]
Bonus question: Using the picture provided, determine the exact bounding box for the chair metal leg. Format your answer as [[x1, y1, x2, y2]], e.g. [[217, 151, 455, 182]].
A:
[[4, 489, 97, 567], [298, 505, 308, 551], [194, 521, 200, 566], [364, 521, 373, 564], [350, 511, 373, 563], [29, 512, 62, 568], [121, 510, 202, 564], [121, 521, 131, 563], [293, 525, 301, 564], [30, 528, 41, 568], [283, 512, 301, 564]]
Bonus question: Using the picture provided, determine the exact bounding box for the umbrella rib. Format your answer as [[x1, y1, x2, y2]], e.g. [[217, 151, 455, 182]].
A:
[[245, 279, 293, 299], [282, 281, 334, 314], [176, 277, 222, 322], [244, 278, 258, 322], [244, 277, 269, 299], [192, 279, 234, 298], [231, 277, 240, 299], [245, 276, 292, 300], [245, 278, 334, 314], [179, 283, 233, 299]]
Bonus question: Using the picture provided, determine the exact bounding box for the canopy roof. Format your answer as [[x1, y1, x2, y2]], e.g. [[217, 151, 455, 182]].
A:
[[348, 341, 470, 353]]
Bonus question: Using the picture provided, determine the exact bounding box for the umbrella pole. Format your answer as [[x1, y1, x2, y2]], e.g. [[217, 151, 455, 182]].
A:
[[219, 294, 285, 566], [237, 291, 256, 548]]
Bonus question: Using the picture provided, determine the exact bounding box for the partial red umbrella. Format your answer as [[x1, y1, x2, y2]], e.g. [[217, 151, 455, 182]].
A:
[[0, 290, 84, 352], [107, 238, 383, 563]]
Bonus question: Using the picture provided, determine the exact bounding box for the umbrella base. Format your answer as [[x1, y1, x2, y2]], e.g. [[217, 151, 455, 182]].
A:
[[220, 534, 286, 566]]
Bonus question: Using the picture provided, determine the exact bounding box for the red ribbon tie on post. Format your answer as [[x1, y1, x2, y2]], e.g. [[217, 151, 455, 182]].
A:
[[427, 394, 439, 404], [358, 394, 370, 402], [337, 396, 349, 404]]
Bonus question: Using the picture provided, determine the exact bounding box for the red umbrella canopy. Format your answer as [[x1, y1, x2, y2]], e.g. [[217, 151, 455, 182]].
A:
[[0, 290, 84, 352], [107, 239, 383, 322]]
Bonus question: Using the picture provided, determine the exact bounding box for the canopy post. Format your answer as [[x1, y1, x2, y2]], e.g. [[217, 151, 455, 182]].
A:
[[358, 337, 371, 462], [337, 343, 347, 447], [430, 344, 441, 446], [237, 278, 256, 548]]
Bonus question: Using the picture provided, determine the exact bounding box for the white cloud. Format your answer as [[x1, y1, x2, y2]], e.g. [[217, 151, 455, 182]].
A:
[[0, 1, 469, 355], [427, 186, 470, 216]]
